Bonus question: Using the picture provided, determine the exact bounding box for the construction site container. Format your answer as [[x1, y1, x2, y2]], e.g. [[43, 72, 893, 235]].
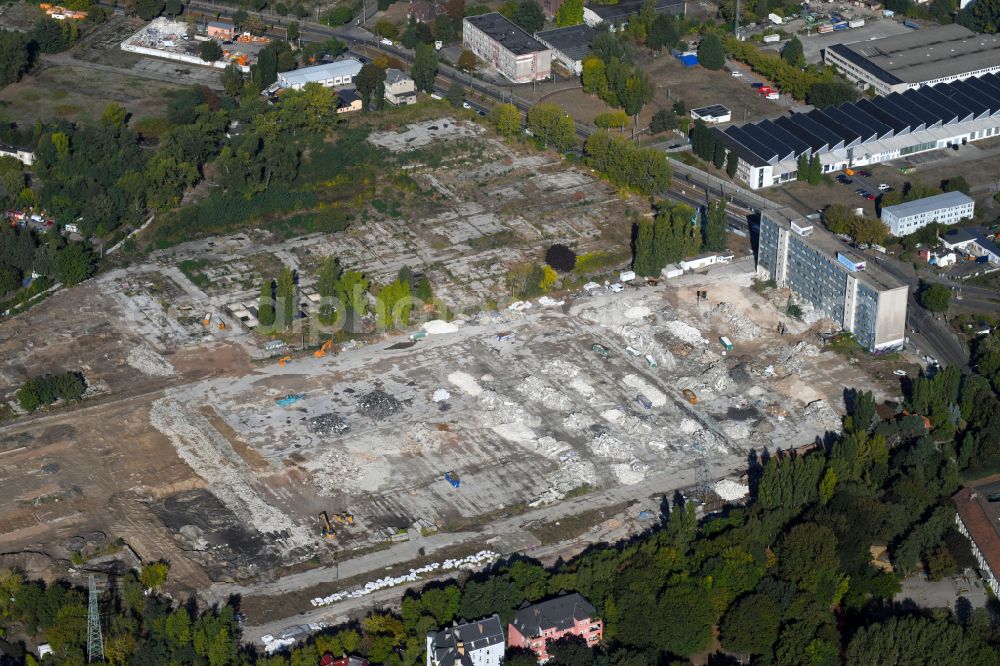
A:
[[619, 270, 636, 282], [849, 18, 865, 27], [625, 346, 641, 357], [763, 34, 780, 43], [645, 354, 657, 369], [636, 394, 653, 410], [409, 330, 427, 341], [768, 12, 783, 24], [720, 336, 734, 351], [904, 19, 919, 29], [817, 23, 833, 33], [497, 331, 515, 341], [592, 343, 611, 358]]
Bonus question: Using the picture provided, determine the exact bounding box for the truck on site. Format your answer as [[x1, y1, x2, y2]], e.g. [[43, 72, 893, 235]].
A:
[[720, 336, 734, 352], [636, 394, 653, 410], [444, 471, 461, 488], [592, 343, 611, 358], [682, 388, 698, 405]]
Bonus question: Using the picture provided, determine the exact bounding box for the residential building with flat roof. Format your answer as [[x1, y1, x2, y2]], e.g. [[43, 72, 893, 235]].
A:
[[426, 615, 505, 666], [713, 71, 1000, 189], [953, 479, 1000, 595], [275, 59, 363, 91], [758, 208, 907, 351], [690, 104, 731, 124], [880, 191, 975, 236], [825, 25, 1000, 95], [508, 593, 603, 662], [463, 13, 551, 83], [583, 0, 685, 28], [535, 24, 595, 75]]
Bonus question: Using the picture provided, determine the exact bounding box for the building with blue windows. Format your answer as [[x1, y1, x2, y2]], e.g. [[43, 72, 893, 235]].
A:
[[758, 209, 908, 351]]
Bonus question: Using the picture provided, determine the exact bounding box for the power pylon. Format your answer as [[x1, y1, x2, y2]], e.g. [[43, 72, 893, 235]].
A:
[[87, 574, 104, 663]]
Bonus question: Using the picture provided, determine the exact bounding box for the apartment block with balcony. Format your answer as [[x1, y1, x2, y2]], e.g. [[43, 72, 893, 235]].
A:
[[757, 208, 907, 351]]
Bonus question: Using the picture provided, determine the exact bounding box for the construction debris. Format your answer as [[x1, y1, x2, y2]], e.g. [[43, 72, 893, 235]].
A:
[[307, 413, 349, 436], [714, 479, 750, 501], [126, 344, 175, 377], [357, 390, 402, 420]]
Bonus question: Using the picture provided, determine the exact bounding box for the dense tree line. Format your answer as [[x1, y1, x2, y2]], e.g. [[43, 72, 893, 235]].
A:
[[584, 131, 671, 195], [723, 35, 855, 102], [15, 371, 86, 411], [822, 204, 888, 245], [526, 103, 576, 152], [0, 18, 81, 88], [632, 201, 701, 276], [581, 33, 653, 124]]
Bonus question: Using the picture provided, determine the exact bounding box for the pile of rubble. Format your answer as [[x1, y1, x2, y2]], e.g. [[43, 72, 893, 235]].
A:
[[307, 413, 349, 436], [126, 344, 175, 377], [358, 390, 402, 420], [705, 302, 763, 342], [662, 320, 707, 346]]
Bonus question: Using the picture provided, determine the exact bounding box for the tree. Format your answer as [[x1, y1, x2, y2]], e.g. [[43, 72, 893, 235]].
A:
[[632, 218, 656, 277], [52, 244, 94, 285], [134, 0, 165, 20], [244, 14, 267, 35], [375, 20, 399, 39], [457, 49, 477, 72], [316, 256, 343, 325], [648, 14, 680, 51], [376, 279, 413, 329], [0, 30, 32, 87], [650, 109, 677, 134], [276, 266, 296, 329], [527, 103, 576, 152], [712, 140, 726, 168], [165, 0, 181, 17], [221, 63, 244, 96], [942, 175, 971, 194], [139, 562, 169, 590], [594, 110, 629, 130], [546, 244, 577, 272], [435, 14, 455, 43], [726, 149, 739, 177], [199, 39, 223, 62], [447, 82, 466, 107], [556, 0, 584, 26], [704, 199, 726, 251], [287, 21, 300, 43], [918, 281, 951, 313], [846, 616, 995, 666], [446, 0, 466, 20], [781, 36, 805, 68], [698, 33, 725, 70], [413, 43, 438, 93], [258, 278, 275, 329], [491, 103, 521, 137], [581, 57, 608, 99], [547, 635, 593, 665], [777, 523, 840, 594], [721, 593, 781, 655], [513, 0, 544, 32], [807, 81, 858, 107], [355, 63, 387, 111]]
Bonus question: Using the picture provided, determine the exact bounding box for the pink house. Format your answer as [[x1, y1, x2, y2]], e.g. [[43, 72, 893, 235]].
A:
[[507, 593, 603, 662]]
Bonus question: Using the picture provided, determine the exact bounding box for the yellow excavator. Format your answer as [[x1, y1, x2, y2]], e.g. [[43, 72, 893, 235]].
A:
[[319, 511, 335, 539], [277, 355, 292, 366], [331, 512, 354, 526]]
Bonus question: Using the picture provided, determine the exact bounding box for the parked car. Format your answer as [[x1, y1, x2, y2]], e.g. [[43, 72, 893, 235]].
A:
[[893, 369, 907, 376], [878, 183, 891, 191], [608, 283, 624, 293], [731, 70, 743, 77], [865, 193, 876, 200]]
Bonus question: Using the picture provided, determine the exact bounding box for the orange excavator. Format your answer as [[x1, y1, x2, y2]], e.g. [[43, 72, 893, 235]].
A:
[[319, 511, 335, 539], [277, 355, 292, 366], [314, 339, 332, 358]]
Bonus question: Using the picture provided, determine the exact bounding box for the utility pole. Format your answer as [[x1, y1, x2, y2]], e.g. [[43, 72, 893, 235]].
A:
[[87, 575, 104, 663]]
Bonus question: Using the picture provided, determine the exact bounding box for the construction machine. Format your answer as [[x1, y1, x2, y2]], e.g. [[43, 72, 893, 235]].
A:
[[218, 321, 226, 330], [682, 389, 699, 405], [331, 512, 354, 526], [277, 355, 292, 366], [314, 339, 332, 358], [319, 511, 335, 539]]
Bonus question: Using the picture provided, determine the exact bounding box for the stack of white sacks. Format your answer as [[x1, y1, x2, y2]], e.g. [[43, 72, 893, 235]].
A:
[[308, 550, 500, 608]]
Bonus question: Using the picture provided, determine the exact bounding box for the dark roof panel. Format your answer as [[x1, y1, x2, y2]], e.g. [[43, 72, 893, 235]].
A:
[[808, 109, 862, 146], [871, 94, 926, 131], [901, 88, 957, 125], [887, 91, 939, 127], [742, 123, 796, 161], [724, 125, 779, 164], [920, 86, 974, 122], [758, 118, 811, 156], [855, 98, 910, 134], [774, 115, 829, 153], [787, 112, 845, 150]]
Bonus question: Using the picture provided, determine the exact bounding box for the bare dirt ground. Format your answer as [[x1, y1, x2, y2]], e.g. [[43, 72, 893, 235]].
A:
[[0, 118, 907, 647]]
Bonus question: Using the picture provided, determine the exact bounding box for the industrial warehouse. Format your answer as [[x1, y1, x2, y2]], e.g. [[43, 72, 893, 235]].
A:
[[825, 24, 1000, 95], [714, 72, 1000, 190]]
